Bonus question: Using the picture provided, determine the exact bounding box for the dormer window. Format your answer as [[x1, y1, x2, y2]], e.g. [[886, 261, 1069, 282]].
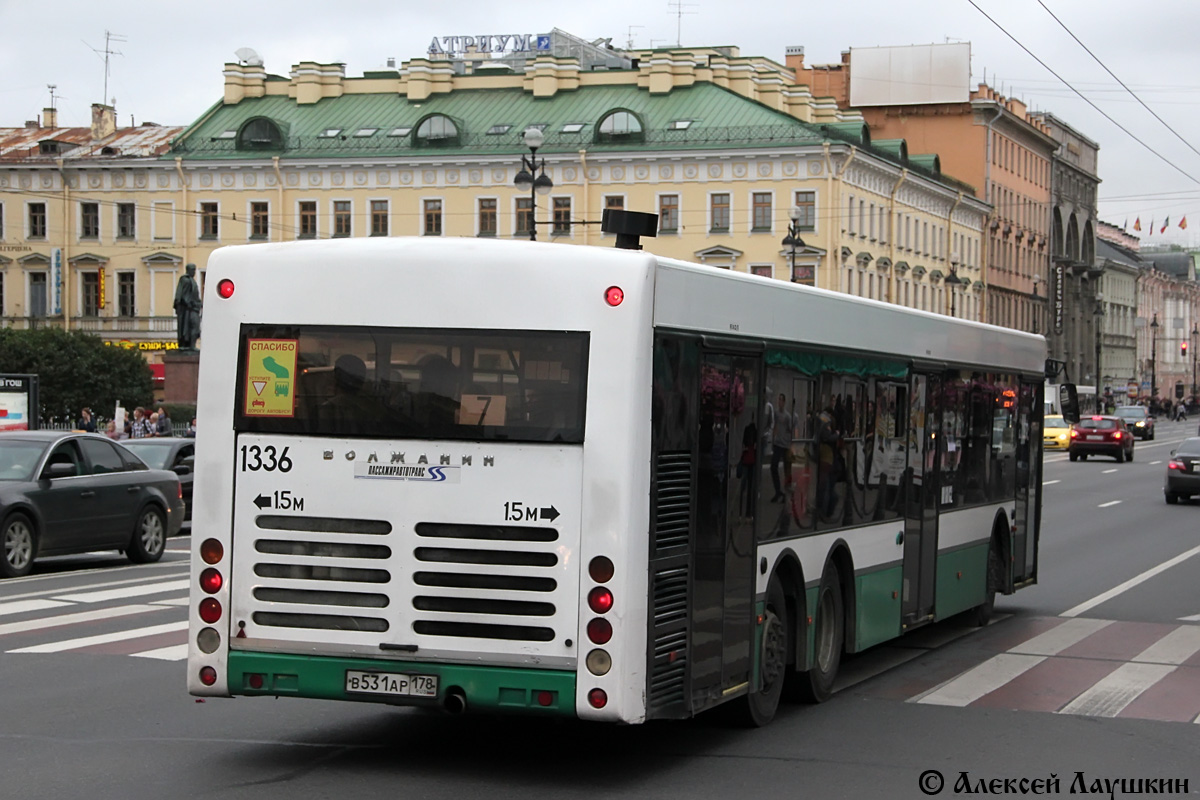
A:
[[214, 130, 237, 140], [388, 127, 412, 137], [667, 120, 692, 130], [39, 141, 63, 155], [317, 128, 343, 138], [414, 114, 459, 146], [596, 110, 644, 143], [561, 123, 585, 133], [236, 117, 285, 150], [486, 124, 512, 135], [353, 128, 378, 137]]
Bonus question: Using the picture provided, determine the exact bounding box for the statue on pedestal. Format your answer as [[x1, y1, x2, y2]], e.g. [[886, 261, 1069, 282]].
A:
[[174, 263, 202, 352]]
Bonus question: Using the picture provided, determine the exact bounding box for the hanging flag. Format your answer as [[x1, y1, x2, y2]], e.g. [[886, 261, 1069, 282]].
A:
[[1134, 217, 1142, 231], [1161, 216, 1170, 234], [1149, 219, 1155, 236], [1180, 216, 1188, 230]]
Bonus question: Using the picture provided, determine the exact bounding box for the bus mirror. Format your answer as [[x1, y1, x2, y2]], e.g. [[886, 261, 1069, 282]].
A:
[[1059, 383, 1081, 424]]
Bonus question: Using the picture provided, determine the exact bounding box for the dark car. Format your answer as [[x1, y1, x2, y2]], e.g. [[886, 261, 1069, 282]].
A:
[[1114, 405, 1154, 440], [0, 431, 185, 578], [118, 437, 195, 520], [1068, 415, 1135, 462], [1164, 437, 1200, 504]]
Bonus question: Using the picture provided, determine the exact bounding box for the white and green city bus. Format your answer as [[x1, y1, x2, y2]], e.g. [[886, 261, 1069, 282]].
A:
[[188, 236, 1046, 726]]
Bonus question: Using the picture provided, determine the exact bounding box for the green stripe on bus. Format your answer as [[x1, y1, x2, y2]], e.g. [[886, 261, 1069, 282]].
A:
[[934, 543, 990, 621], [854, 566, 902, 651], [227, 651, 577, 716]]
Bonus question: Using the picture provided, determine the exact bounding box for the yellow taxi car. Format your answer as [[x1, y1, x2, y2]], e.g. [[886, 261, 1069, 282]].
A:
[[1043, 414, 1071, 450]]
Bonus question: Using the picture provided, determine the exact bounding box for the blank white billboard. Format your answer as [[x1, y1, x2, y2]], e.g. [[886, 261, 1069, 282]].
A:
[[849, 43, 971, 107]]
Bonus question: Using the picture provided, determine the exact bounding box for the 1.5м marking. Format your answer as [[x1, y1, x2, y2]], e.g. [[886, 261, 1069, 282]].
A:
[[253, 491, 304, 511]]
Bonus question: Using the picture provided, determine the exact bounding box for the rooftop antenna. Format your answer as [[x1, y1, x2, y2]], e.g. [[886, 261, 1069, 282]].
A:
[[234, 47, 264, 67], [625, 24, 643, 50], [47, 84, 58, 110], [667, 0, 698, 46], [84, 30, 126, 108]]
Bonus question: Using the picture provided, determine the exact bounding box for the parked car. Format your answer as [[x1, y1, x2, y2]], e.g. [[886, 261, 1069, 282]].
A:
[[1114, 405, 1154, 440], [119, 437, 195, 520], [1042, 414, 1071, 451], [0, 431, 185, 578], [1164, 437, 1200, 504], [1068, 415, 1135, 463]]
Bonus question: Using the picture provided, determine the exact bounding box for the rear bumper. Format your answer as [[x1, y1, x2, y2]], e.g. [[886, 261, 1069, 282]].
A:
[[1068, 442, 1129, 458], [1165, 472, 1200, 495], [226, 650, 577, 716]]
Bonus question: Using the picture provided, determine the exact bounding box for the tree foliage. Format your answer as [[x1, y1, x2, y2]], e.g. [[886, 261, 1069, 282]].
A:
[[0, 328, 153, 422]]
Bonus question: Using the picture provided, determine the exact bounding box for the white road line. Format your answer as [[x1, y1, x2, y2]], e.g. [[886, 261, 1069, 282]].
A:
[[131, 644, 188, 661], [1180, 614, 1200, 622], [1057, 662, 1175, 718], [0, 604, 165, 637], [1132, 626, 1200, 665], [1009, 617, 1113, 656], [1150, 461, 1162, 466], [1043, 479, 1061, 486], [1098, 500, 1122, 508], [149, 597, 190, 607], [0, 565, 188, 600], [914, 653, 1045, 706], [1061, 544, 1200, 618], [0, 599, 72, 618], [1102, 469, 1118, 474], [53, 579, 190, 604], [9, 620, 188, 654]]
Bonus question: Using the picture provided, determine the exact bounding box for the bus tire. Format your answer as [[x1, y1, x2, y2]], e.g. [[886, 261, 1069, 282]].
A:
[[795, 561, 844, 703], [1, 512, 36, 578], [734, 578, 789, 727], [970, 543, 1002, 627], [127, 506, 166, 564]]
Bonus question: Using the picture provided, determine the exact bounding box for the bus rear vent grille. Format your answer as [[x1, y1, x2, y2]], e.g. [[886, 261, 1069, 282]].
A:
[[653, 452, 692, 553], [648, 566, 688, 709]]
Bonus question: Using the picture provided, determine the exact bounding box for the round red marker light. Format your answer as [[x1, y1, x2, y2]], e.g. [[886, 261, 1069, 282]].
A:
[[588, 688, 608, 708], [587, 618, 613, 645], [588, 556, 615, 584], [200, 568, 223, 594], [588, 587, 614, 614], [199, 666, 218, 686], [536, 691, 554, 707], [200, 538, 223, 565], [199, 598, 222, 624], [248, 673, 265, 690], [604, 286, 624, 306], [217, 279, 235, 299]]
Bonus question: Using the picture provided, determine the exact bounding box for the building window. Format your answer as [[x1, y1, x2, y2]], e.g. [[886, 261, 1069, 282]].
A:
[[299, 201, 318, 239], [29, 272, 47, 317], [710, 193, 730, 232], [333, 201, 351, 237], [596, 110, 644, 142], [750, 264, 772, 278], [424, 199, 442, 236], [793, 191, 815, 232], [370, 200, 388, 237], [200, 203, 219, 239], [515, 197, 533, 237], [118, 272, 135, 317], [415, 115, 459, 146], [552, 197, 571, 236], [0, 202, 4, 239], [237, 117, 284, 151], [752, 192, 772, 231], [81, 203, 99, 239], [117, 203, 135, 238], [29, 203, 47, 239], [848, 196, 856, 235], [251, 202, 269, 238], [81, 272, 100, 317], [477, 198, 497, 237], [659, 195, 679, 233]]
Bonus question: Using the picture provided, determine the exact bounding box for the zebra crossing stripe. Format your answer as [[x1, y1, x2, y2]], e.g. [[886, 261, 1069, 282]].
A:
[[131, 644, 188, 661], [1132, 626, 1200, 665], [0, 599, 72, 618], [1057, 663, 1176, 718], [9, 620, 189, 654], [0, 604, 165, 637], [915, 653, 1045, 706], [53, 579, 190, 604], [1008, 617, 1112, 656]]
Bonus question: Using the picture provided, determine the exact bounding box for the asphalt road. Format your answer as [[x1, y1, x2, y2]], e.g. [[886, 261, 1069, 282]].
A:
[[1, 428, 1198, 800]]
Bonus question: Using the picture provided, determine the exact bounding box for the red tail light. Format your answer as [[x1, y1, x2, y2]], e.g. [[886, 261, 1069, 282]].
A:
[[1169, 460, 1185, 470], [199, 666, 217, 686], [200, 568, 223, 594], [177, 480, 183, 500], [199, 597, 222, 623], [200, 539, 223, 564], [217, 279, 235, 299], [1070, 429, 1079, 439], [587, 688, 608, 708], [1113, 431, 1122, 440], [588, 587, 614, 614], [587, 618, 613, 644], [604, 286, 624, 307]]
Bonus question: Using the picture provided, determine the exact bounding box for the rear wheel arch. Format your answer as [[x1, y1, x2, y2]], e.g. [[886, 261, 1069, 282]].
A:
[[825, 541, 856, 654], [767, 551, 806, 672]]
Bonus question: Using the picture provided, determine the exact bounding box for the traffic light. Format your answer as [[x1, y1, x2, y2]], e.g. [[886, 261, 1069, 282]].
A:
[[1183, 340, 1189, 358]]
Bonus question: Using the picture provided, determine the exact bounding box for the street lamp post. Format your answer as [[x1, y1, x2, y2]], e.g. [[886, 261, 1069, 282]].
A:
[[945, 269, 962, 318], [1192, 323, 1198, 402], [1150, 313, 1160, 402], [781, 206, 807, 284], [1094, 291, 1104, 405], [513, 127, 553, 241]]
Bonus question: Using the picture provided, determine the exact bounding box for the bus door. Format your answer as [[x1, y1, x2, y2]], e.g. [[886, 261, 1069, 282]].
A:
[[691, 349, 760, 708], [1010, 379, 1041, 587], [902, 371, 939, 627]]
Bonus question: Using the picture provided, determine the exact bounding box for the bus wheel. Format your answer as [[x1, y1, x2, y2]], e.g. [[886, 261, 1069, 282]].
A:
[[795, 562, 844, 703], [971, 543, 1002, 627], [735, 578, 788, 727]]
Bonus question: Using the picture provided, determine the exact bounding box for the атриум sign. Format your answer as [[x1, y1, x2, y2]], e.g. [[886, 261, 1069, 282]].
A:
[[428, 34, 550, 56]]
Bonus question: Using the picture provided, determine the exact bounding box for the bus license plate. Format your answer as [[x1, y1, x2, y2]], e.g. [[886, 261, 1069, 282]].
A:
[[345, 670, 438, 698]]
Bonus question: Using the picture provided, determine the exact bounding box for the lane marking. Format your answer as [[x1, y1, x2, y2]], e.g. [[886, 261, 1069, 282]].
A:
[[914, 653, 1045, 706], [1043, 479, 1061, 486], [150, 597, 190, 607], [1098, 500, 1122, 508], [1102, 469, 1118, 474], [0, 599, 71, 618], [1132, 626, 1200, 665], [1009, 617, 1113, 656], [1179, 613, 1200, 622], [1057, 662, 1175, 718], [0, 604, 165, 637], [1062, 543, 1200, 618], [0, 562, 188, 597], [53, 579, 190, 604], [9, 620, 188, 654], [131, 644, 188, 661]]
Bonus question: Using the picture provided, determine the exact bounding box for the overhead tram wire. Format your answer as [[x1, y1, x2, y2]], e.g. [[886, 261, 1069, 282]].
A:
[[965, 0, 1200, 187], [1035, 0, 1200, 162]]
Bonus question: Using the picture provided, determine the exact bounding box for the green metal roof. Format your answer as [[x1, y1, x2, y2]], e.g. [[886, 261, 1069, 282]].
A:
[[169, 82, 827, 159]]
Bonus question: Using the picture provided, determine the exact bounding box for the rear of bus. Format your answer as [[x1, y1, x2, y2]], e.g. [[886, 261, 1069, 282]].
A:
[[187, 237, 656, 723]]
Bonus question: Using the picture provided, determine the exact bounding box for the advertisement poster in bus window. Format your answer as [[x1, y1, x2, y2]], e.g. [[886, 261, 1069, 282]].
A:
[[244, 339, 299, 417], [870, 382, 906, 486]]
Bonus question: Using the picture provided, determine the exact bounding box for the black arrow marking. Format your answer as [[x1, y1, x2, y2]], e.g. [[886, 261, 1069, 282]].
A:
[[539, 505, 560, 522], [253, 494, 272, 509]]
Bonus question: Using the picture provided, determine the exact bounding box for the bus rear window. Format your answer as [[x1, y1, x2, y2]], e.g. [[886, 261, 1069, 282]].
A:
[[235, 325, 588, 443]]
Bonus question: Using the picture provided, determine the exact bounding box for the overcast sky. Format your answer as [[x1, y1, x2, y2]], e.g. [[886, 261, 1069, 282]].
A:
[[3, 0, 1199, 246]]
